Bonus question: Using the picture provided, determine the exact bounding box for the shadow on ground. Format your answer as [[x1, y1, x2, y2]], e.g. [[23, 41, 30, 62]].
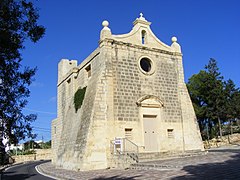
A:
[[2, 171, 36, 180], [172, 149, 240, 180], [90, 175, 141, 180]]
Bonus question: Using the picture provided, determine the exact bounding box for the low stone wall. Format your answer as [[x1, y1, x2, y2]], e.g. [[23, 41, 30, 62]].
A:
[[204, 133, 240, 149], [12, 149, 52, 163], [35, 149, 52, 160]]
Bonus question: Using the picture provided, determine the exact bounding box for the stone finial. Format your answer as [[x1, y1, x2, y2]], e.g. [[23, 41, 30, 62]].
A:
[[133, 13, 151, 26], [100, 20, 112, 40], [139, 13, 146, 21], [171, 36, 181, 53], [102, 20, 109, 29], [171, 36, 177, 43]]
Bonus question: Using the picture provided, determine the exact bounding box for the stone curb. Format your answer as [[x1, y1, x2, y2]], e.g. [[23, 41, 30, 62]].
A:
[[37, 162, 68, 180], [0, 162, 24, 172], [35, 164, 61, 180], [0, 162, 24, 180], [0, 165, 10, 173]]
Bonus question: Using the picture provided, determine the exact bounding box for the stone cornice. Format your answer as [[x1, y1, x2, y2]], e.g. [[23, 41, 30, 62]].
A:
[[99, 38, 182, 57]]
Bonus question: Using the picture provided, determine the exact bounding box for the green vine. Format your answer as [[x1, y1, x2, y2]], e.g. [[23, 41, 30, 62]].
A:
[[74, 86, 87, 112]]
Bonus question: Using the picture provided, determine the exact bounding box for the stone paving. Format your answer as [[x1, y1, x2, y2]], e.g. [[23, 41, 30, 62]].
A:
[[38, 145, 240, 179]]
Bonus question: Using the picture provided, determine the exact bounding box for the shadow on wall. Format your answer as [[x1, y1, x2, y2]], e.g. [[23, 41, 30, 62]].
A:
[[171, 149, 240, 180]]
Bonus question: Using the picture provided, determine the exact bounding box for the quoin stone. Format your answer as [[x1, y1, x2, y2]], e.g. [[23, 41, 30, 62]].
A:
[[52, 13, 204, 171]]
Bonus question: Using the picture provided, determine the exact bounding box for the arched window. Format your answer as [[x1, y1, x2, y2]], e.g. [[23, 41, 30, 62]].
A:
[[141, 30, 146, 44]]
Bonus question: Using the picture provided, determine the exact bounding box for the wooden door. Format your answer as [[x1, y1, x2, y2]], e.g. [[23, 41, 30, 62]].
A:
[[143, 115, 158, 152]]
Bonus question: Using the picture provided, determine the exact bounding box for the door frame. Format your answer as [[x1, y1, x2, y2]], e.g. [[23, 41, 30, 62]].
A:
[[137, 95, 164, 152]]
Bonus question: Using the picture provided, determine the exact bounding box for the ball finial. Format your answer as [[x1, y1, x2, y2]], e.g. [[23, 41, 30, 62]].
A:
[[102, 20, 109, 27], [171, 36, 177, 43]]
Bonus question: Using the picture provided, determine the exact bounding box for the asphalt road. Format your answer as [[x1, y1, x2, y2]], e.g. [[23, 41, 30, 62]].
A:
[[1, 160, 55, 180]]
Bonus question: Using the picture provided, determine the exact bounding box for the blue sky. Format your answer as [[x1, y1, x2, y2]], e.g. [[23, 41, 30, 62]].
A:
[[21, 0, 240, 142]]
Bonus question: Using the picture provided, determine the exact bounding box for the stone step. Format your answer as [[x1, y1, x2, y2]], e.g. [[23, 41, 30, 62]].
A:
[[110, 153, 137, 169], [130, 163, 182, 170], [130, 150, 207, 170], [111, 150, 207, 170], [138, 150, 207, 162]]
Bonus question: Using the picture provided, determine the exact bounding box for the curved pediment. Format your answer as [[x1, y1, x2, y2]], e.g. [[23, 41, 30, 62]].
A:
[[100, 13, 182, 53], [136, 95, 164, 108], [112, 14, 171, 51], [100, 13, 174, 52]]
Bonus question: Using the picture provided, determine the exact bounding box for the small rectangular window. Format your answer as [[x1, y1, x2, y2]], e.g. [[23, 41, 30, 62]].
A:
[[54, 126, 56, 134], [67, 78, 71, 96], [143, 114, 157, 118], [85, 65, 91, 78], [167, 129, 174, 138], [125, 128, 132, 140], [67, 78, 71, 84]]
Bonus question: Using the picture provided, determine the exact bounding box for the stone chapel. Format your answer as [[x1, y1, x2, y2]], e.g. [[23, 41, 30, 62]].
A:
[[52, 14, 204, 171]]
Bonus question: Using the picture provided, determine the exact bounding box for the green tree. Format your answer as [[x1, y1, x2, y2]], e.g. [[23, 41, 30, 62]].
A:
[[24, 140, 40, 150], [41, 140, 51, 149], [232, 91, 240, 120], [187, 70, 209, 135], [204, 58, 226, 139], [187, 58, 228, 140], [224, 79, 240, 134], [0, 0, 45, 164]]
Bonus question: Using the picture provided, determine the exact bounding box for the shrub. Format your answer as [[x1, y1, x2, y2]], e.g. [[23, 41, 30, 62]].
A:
[[74, 87, 87, 112]]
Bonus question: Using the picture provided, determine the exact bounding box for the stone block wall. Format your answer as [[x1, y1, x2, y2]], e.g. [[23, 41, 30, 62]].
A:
[[12, 149, 52, 164], [106, 41, 185, 151], [52, 14, 204, 171], [52, 47, 114, 170], [52, 40, 204, 170], [111, 44, 181, 123]]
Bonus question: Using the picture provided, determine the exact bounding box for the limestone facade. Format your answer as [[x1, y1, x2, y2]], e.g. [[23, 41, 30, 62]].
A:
[[51, 14, 204, 171]]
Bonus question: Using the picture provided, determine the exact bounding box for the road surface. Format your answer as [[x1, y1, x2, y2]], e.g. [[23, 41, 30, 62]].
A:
[[1, 160, 55, 180]]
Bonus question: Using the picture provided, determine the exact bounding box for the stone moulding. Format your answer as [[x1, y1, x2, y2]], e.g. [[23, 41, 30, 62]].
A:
[[99, 38, 182, 57], [136, 95, 164, 108]]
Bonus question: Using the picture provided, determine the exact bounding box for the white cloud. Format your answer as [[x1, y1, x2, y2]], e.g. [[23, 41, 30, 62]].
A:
[[24, 108, 56, 115], [48, 96, 57, 103]]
